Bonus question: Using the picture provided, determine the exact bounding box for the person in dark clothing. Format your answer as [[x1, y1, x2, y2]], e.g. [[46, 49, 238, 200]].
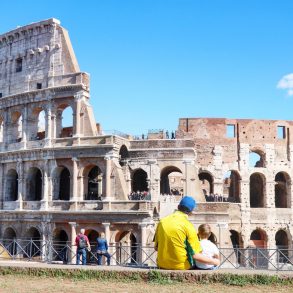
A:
[[96, 232, 111, 265]]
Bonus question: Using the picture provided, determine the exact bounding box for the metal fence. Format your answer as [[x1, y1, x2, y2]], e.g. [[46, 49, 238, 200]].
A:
[[0, 239, 293, 271]]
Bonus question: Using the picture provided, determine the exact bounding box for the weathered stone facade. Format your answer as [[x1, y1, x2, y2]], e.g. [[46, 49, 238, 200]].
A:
[[0, 19, 291, 261]]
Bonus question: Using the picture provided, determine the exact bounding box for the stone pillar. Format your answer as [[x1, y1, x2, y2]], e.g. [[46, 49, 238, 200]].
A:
[[69, 222, 77, 264], [266, 181, 275, 208], [139, 223, 147, 264], [103, 223, 111, 244], [41, 159, 50, 211], [0, 163, 4, 209], [73, 92, 83, 141], [22, 105, 28, 148], [51, 113, 56, 139], [267, 229, 277, 269], [182, 159, 193, 195], [16, 160, 24, 210], [71, 157, 79, 209], [44, 103, 52, 147], [104, 156, 112, 200]]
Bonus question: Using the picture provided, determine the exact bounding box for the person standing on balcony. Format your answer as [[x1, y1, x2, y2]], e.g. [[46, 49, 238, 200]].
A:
[[154, 196, 220, 270]]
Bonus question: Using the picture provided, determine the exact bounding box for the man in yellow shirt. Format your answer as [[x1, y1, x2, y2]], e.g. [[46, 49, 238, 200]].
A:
[[154, 196, 220, 270]]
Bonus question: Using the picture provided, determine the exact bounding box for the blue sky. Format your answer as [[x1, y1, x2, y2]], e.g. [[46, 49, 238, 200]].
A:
[[1, 0, 293, 135]]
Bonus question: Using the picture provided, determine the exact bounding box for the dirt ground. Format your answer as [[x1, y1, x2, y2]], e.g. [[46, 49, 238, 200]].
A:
[[0, 275, 293, 293]]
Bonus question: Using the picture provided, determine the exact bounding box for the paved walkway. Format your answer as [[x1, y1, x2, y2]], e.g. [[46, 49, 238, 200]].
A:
[[0, 260, 293, 277]]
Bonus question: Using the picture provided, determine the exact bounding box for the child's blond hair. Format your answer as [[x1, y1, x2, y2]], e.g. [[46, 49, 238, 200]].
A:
[[198, 224, 212, 239]]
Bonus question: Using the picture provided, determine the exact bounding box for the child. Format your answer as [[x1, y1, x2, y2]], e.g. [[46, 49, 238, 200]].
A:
[[195, 224, 219, 270]]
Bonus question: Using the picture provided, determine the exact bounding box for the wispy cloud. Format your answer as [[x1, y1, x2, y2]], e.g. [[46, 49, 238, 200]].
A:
[[277, 73, 293, 96]]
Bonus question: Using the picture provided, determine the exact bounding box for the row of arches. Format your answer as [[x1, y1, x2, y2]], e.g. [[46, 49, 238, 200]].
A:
[[0, 104, 74, 144], [199, 170, 291, 208]]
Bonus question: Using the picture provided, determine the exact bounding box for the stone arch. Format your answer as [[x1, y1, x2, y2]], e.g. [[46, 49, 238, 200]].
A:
[[160, 166, 183, 195], [223, 170, 241, 203], [250, 229, 267, 248], [29, 107, 46, 141], [198, 171, 214, 197], [83, 165, 103, 200], [26, 167, 43, 201], [5, 169, 18, 201], [119, 145, 129, 167], [250, 172, 266, 208], [10, 110, 22, 143], [24, 227, 41, 258], [52, 229, 69, 263], [59, 167, 70, 200], [275, 229, 289, 263], [3, 227, 17, 255], [115, 230, 138, 264], [249, 149, 265, 168], [56, 104, 73, 138], [132, 168, 148, 193], [275, 172, 291, 208]]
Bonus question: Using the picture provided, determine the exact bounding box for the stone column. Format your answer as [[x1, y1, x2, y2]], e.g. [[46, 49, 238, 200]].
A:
[[104, 156, 112, 200], [73, 92, 83, 142], [16, 160, 24, 210], [103, 223, 111, 244], [71, 157, 79, 209], [44, 102, 52, 147], [267, 229, 277, 269], [139, 223, 147, 264], [182, 159, 193, 195], [0, 163, 4, 209], [22, 105, 28, 149], [69, 222, 77, 264], [266, 181, 275, 208]]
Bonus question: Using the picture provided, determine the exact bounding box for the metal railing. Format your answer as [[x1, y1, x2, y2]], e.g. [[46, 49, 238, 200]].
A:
[[0, 239, 293, 271]]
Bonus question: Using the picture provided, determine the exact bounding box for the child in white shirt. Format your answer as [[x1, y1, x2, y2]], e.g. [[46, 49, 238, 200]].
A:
[[195, 224, 219, 270]]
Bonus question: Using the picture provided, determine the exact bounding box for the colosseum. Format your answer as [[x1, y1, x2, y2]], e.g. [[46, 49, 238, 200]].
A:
[[0, 18, 291, 266]]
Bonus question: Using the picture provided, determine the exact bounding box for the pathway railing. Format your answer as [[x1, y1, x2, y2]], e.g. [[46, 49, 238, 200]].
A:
[[0, 239, 293, 271]]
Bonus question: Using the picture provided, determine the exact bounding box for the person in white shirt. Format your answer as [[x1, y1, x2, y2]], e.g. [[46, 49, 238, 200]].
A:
[[195, 224, 219, 270]]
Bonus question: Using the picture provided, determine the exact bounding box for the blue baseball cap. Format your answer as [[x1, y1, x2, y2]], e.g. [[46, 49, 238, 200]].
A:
[[179, 196, 197, 212]]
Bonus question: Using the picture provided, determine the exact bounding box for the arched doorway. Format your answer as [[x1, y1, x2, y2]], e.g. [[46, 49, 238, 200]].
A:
[[249, 229, 268, 268], [275, 172, 290, 208], [56, 105, 73, 138], [275, 230, 289, 263], [230, 230, 242, 264], [250, 173, 265, 207], [115, 231, 137, 265], [160, 166, 183, 196], [86, 166, 103, 200], [53, 229, 69, 263], [198, 172, 214, 200], [25, 227, 41, 258], [223, 171, 240, 202], [119, 145, 129, 167], [3, 227, 17, 256], [59, 168, 70, 200], [132, 169, 148, 193], [27, 168, 42, 201], [6, 169, 18, 201]]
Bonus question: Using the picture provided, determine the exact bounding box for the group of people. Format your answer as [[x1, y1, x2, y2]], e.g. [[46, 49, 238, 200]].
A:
[[75, 229, 111, 266], [128, 191, 151, 200], [154, 196, 220, 270], [205, 193, 235, 202]]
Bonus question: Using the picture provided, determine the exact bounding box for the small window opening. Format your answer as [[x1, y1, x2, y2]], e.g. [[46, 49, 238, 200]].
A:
[[37, 83, 42, 90], [277, 126, 286, 139], [226, 124, 235, 138], [15, 58, 22, 73], [0, 93, 2, 98]]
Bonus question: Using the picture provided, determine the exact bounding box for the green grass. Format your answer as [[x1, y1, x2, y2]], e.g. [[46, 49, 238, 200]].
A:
[[0, 266, 293, 287]]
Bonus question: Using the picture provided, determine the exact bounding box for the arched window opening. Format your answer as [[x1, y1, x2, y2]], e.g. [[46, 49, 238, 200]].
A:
[[53, 229, 69, 263], [275, 172, 290, 208], [119, 145, 129, 167], [230, 230, 242, 264], [37, 110, 45, 140], [250, 173, 265, 208], [3, 227, 17, 256], [249, 229, 268, 268], [25, 227, 41, 258], [6, 169, 18, 201], [11, 112, 22, 143], [115, 231, 137, 264], [275, 230, 289, 263], [198, 172, 214, 200], [59, 168, 70, 200], [87, 166, 103, 200], [223, 171, 240, 203], [249, 151, 264, 168], [132, 169, 148, 193], [160, 166, 183, 196], [56, 105, 73, 138], [27, 168, 42, 201]]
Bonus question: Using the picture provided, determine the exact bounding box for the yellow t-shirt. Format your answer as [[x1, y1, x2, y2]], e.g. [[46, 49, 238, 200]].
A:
[[154, 210, 202, 270]]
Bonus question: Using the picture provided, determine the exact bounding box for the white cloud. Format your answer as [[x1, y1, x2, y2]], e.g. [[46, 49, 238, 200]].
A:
[[277, 73, 293, 96]]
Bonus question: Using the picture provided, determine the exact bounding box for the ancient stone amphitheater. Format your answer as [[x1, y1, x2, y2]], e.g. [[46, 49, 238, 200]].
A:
[[0, 19, 291, 264]]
